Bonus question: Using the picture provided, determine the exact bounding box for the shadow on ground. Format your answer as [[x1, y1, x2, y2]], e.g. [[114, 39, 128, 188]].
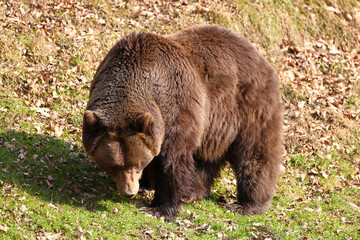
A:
[[0, 130, 147, 212]]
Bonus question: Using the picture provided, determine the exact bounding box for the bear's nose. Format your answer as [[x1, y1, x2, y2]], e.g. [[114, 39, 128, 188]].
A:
[[121, 190, 136, 199]]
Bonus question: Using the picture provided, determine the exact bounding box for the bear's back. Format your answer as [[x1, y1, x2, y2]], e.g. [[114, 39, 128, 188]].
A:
[[166, 25, 273, 96]]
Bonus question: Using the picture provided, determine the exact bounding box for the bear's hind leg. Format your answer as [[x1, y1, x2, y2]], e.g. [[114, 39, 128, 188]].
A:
[[228, 115, 283, 214], [228, 153, 277, 214]]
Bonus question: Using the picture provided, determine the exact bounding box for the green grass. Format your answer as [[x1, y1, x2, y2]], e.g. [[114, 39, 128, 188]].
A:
[[1, 0, 359, 239]]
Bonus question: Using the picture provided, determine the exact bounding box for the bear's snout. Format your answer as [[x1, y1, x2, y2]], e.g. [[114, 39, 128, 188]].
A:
[[116, 179, 140, 199], [112, 169, 141, 199], [118, 181, 139, 199]]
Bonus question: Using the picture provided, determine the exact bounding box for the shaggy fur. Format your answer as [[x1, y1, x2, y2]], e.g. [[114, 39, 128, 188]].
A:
[[83, 25, 283, 220]]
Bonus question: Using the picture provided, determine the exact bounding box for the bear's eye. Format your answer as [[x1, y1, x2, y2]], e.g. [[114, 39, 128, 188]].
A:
[[135, 167, 141, 174]]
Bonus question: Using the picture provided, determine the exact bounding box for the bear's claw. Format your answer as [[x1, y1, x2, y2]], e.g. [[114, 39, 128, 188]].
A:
[[139, 205, 178, 221], [224, 202, 270, 215]]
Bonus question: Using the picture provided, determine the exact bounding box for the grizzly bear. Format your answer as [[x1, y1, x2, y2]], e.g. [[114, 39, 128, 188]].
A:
[[82, 25, 283, 220]]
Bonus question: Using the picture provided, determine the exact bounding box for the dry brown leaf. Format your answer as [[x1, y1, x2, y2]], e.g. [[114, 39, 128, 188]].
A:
[[0, 225, 8, 233]]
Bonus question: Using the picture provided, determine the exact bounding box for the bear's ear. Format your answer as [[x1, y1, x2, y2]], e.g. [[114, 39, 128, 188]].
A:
[[134, 112, 154, 133], [82, 110, 105, 153], [84, 110, 98, 126]]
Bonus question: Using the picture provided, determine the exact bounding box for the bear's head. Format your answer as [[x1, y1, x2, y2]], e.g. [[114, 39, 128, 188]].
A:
[[82, 110, 163, 198]]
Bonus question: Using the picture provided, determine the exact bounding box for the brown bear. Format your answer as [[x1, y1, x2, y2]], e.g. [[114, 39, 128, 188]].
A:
[[82, 25, 283, 221]]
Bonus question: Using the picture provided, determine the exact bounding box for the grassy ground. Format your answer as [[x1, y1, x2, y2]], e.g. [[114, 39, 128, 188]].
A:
[[1, 0, 359, 239]]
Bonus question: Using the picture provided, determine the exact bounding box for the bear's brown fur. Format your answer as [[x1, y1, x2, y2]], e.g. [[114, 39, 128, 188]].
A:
[[83, 25, 283, 220]]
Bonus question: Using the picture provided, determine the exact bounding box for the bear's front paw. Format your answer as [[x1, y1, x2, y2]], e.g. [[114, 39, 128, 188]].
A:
[[224, 202, 252, 215], [224, 201, 270, 215], [139, 204, 178, 221]]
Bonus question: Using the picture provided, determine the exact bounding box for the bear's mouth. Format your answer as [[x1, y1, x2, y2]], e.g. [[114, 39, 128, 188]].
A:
[[120, 189, 138, 199], [116, 180, 140, 199]]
